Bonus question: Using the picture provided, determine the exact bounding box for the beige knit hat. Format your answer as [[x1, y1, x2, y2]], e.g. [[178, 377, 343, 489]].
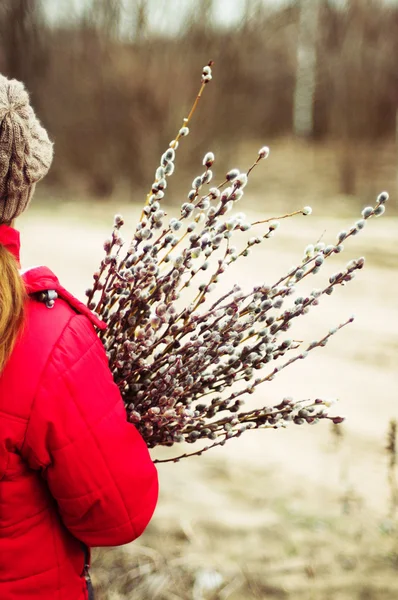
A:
[[0, 74, 53, 224]]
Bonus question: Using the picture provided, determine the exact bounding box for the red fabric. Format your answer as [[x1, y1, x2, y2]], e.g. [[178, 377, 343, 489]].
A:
[[0, 224, 20, 265], [23, 266, 107, 331], [0, 264, 158, 599]]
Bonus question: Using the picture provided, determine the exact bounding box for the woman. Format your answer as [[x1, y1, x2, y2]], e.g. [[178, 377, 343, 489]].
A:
[[0, 76, 158, 599]]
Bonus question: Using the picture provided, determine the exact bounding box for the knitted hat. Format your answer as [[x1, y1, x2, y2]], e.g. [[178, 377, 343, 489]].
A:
[[0, 74, 53, 224]]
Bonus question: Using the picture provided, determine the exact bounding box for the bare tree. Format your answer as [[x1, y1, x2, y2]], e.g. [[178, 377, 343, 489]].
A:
[[0, 0, 47, 85], [91, 0, 122, 38], [293, 0, 321, 138], [132, 0, 148, 42], [196, 0, 213, 31], [243, 0, 263, 24]]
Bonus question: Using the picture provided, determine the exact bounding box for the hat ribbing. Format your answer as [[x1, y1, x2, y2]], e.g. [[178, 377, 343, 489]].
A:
[[0, 75, 53, 224]]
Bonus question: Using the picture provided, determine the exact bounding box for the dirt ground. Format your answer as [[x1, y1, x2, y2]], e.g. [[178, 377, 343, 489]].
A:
[[18, 191, 398, 599]]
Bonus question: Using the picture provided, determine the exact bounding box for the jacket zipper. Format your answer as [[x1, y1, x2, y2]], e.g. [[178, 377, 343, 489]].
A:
[[81, 542, 94, 600]]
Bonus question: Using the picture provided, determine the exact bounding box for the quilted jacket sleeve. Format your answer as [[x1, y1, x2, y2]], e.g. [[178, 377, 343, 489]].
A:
[[21, 313, 158, 547]]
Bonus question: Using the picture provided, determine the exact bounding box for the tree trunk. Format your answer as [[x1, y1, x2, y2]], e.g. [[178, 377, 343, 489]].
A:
[[293, 0, 321, 138], [197, 0, 213, 31], [133, 0, 148, 42], [92, 0, 121, 38]]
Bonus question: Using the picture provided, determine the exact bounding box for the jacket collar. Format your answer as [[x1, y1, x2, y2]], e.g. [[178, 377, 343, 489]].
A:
[[22, 266, 60, 295], [0, 225, 20, 265]]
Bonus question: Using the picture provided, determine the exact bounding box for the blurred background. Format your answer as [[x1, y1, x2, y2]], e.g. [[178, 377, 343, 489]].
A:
[[3, 1, 398, 598], [1, 0, 398, 205]]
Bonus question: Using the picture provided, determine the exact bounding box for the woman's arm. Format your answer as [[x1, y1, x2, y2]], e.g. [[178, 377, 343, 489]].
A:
[[21, 314, 158, 547]]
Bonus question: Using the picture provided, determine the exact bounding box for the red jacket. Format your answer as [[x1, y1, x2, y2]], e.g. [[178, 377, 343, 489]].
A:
[[0, 261, 158, 599]]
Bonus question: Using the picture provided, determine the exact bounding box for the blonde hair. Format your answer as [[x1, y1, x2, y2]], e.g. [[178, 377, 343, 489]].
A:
[[0, 244, 26, 371]]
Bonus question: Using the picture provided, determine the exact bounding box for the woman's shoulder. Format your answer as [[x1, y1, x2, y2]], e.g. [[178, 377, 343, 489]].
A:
[[22, 266, 105, 331], [0, 267, 106, 418], [19, 265, 106, 366]]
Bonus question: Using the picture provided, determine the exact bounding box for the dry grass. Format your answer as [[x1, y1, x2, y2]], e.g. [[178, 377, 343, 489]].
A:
[[90, 457, 398, 600], [232, 138, 398, 216]]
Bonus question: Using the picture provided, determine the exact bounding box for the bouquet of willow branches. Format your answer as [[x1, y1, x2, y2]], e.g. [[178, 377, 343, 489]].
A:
[[86, 63, 388, 463]]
